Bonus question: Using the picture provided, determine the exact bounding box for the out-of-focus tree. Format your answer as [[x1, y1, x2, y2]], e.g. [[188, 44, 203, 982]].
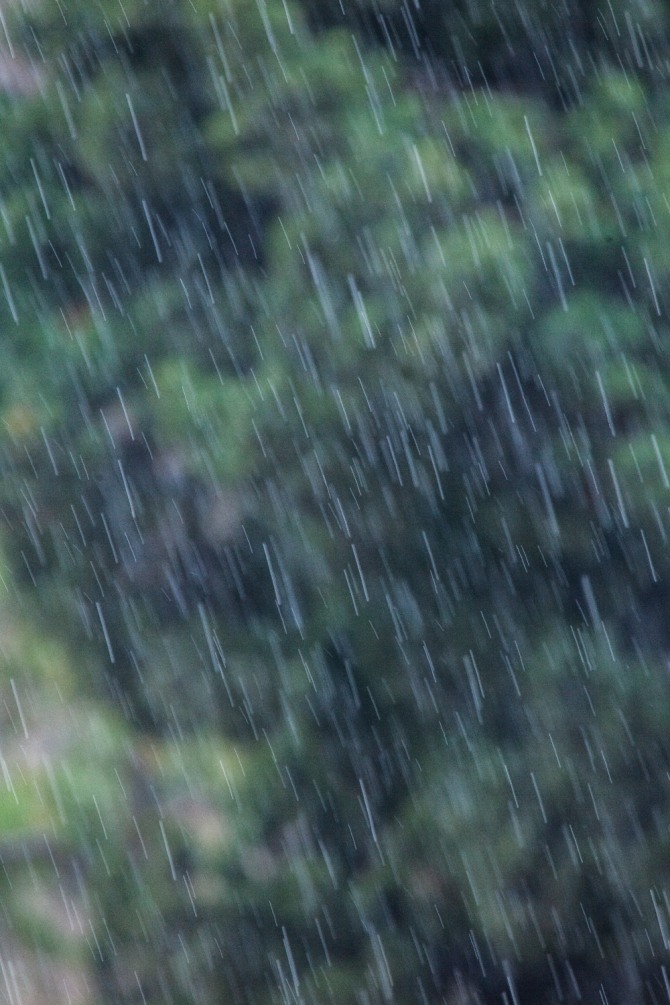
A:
[[2, 1, 670, 1004]]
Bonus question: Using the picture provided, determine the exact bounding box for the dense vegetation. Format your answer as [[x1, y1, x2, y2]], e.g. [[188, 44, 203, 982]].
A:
[[1, 0, 670, 1002]]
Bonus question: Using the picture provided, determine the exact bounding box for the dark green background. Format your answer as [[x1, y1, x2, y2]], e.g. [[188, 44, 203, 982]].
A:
[[0, 1, 669, 1002]]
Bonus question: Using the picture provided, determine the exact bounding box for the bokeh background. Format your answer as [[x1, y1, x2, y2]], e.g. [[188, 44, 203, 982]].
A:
[[1, 0, 670, 1002]]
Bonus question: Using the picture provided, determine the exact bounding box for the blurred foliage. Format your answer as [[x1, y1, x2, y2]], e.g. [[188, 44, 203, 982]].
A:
[[1, 0, 670, 1004]]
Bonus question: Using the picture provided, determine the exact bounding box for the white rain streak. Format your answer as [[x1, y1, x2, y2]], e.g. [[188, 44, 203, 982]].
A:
[[159, 819, 178, 882], [546, 241, 568, 312], [142, 199, 163, 263], [10, 679, 28, 739], [262, 541, 282, 607], [641, 528, 659, 583], [644, 256, 662, 315], [524, 115, 542, 175], [651, 433, 670, 488], [580, 574, 600, 628], [0, 264, 18, 323], [535, 463, 559, 536], [96, 602, 116, 663], [117, 458, 136, 518], [596, 370, 616, 436], [412, 143, 432, 202], [126, 93, 148, 162], [359, 778, 379, 846], [608, 458, 630, 527], [348, 273, 376, 348]]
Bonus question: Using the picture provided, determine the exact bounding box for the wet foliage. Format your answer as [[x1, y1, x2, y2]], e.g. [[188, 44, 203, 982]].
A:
[[1, 0, 670, 1003]]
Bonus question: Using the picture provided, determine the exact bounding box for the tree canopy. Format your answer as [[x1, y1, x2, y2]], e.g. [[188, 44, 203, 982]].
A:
[[1, 1, 670, 1003]]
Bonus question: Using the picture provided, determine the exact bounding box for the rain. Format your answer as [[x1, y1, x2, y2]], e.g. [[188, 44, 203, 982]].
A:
[[0, 0, 668, 1003]]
